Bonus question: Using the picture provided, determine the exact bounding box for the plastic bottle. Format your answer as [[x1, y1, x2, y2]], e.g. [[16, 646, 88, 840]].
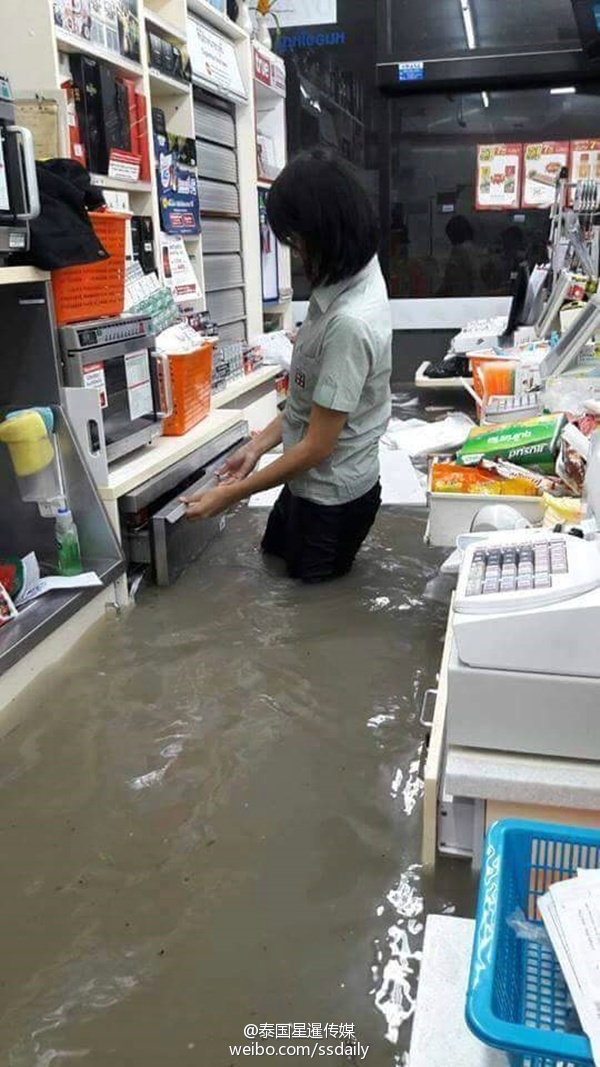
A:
[[55, 507, 83, 576]]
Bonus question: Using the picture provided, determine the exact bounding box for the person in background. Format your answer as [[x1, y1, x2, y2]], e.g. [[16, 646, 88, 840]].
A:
[[183, 149, 392, 584], [437, 214, 482, 297]]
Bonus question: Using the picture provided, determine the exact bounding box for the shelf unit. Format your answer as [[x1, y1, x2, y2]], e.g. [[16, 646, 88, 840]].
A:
[[0, 0, 266, 343], [188, 3, 263, 341], [252, 41, 292, 333], [1, 0, 154, 228]]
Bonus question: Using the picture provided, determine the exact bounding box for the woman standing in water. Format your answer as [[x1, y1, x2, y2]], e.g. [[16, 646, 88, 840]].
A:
[[184, 149, 392, 583]]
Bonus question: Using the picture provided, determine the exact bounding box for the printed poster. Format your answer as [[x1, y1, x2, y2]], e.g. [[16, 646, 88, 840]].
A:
[[259, 188, 278, 302], [154, 129, 200, 236], [476, 144, 522, 211], [522, 142, 570, 208], [160, 234, 203, 305], [570, 140, 600, 185]]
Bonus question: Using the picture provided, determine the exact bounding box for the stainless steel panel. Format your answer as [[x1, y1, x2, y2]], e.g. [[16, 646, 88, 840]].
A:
[[207, 288, 245, 326], [197, 140, 238, 183], [0, 280, 61, 406], [193, 100, 235, 148], [201, 218, 242, 254], [0, 407, 124, 675], [151, 440, 243, 586], [119, 422, 247, 512], [61, 386, 109, 488], [199, 179, 239, 216], [204, 253, 244, 292]]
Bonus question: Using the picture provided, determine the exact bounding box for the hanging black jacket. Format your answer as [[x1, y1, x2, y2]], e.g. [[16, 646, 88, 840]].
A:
[[20, 159, 109, 271]]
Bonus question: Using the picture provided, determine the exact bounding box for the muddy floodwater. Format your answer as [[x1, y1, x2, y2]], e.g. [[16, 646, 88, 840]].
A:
[[0, 403, 475, 1066]]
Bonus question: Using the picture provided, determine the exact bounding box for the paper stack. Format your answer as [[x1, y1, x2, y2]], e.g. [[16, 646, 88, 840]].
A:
[[539, 868, 600, 1065]]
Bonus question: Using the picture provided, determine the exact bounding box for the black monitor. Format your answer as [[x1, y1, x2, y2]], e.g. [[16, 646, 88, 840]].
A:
[[500, 261, 530, 344]]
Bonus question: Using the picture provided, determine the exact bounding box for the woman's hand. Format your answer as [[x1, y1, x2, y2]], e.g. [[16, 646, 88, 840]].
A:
[[218, 442, 259, 483], [182, 483, 239, 521]]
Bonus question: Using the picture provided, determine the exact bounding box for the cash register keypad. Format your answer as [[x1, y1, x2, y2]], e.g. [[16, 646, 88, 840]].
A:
[[465, 539, 569, 597]]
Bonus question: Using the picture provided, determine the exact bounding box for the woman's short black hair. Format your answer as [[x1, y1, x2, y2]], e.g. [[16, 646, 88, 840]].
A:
[[445, 215, 474, 246], [266, 149, 378, 288]]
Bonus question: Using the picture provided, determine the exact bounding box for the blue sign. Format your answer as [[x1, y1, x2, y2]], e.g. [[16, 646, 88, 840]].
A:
[[398, 61, 424, 82]]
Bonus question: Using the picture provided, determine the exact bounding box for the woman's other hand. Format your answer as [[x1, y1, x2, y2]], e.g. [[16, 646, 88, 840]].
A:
[[218, 442, 259, 483]]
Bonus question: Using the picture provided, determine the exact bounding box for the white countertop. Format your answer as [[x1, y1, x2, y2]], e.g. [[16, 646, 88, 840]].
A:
[[410, 916, 506, 1067], [212, 365, 280, 408], [445, 746, 600, 812], [0, 266, 49, 286], [99, 409, 244, 501]]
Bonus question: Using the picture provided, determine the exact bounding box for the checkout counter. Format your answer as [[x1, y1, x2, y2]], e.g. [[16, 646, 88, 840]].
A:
[[422, 370, 600, 866]]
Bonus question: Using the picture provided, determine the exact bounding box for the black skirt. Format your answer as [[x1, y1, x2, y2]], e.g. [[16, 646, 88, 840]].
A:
[[261, 481, 381, 583]]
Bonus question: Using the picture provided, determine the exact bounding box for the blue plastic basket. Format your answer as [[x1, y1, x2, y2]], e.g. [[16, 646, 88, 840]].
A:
[[467, 819, 600, 1067]]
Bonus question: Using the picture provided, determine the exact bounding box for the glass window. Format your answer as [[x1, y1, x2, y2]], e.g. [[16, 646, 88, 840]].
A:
[[278, 0, 379, 298], [389, 86, 600, 298], [391, 0, 580, 58]]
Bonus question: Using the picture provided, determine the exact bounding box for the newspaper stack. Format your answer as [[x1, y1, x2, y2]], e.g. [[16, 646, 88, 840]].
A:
[[539, 868, 600, 1065]]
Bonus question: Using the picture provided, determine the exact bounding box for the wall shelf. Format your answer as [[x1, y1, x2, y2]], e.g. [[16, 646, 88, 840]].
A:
[[148, 68, 192, 97], [187, 0, 246, 41], [144, 9, 187, 43], [90, 174, 153, 194], [55, 28, 144, 78]]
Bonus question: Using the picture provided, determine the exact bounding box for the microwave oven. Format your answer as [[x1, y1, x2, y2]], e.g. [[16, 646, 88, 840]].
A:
[[59, 314, 172, 463], [0, 75, 40, 256]]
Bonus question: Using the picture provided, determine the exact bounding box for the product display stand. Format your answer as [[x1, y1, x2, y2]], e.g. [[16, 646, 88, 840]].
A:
[[252, 41, 292, 332], [0, 0, 264, 350]]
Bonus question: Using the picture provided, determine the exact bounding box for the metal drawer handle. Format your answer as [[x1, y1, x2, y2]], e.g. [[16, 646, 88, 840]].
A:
[[419, 688, 438, 730]]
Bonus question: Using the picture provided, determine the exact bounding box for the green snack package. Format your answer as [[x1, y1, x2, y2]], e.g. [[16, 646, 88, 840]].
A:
[[456, 413, 566, 473]]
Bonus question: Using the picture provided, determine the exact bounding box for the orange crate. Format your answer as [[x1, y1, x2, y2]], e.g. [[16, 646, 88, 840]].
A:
[[51, 211, 128, 326], [162, 343, 213, 436]]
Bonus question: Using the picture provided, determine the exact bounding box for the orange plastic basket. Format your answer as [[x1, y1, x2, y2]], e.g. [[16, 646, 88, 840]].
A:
[[51, 211, 128, 326], [162, 343, 213, 437]]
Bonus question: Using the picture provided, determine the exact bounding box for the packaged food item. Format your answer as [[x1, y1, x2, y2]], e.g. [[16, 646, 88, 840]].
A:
[[430, 461, 540, 497], [541, 493, 583, 529], [456, 413, 566, 473], [0, 582, 18, 628], [471, 360, 517, 407]]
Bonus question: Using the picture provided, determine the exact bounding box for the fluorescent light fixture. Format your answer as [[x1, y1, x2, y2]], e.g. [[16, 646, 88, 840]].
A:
[[460, 0, 477, 50], [481, 90, 490, 108], [550, 86, 576, 94]]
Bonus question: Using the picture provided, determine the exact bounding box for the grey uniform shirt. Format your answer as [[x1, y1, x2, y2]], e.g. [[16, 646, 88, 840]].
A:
[[283, 255, 392, 505]]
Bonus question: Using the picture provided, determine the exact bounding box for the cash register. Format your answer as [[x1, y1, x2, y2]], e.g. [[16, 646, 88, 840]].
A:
[[446, 432, 600, 761]]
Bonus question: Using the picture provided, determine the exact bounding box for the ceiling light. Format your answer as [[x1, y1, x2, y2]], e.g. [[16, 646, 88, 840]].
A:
[[481, 90, 490, 108], [550, 86, 576, 94], [460, 0, 476, 50]]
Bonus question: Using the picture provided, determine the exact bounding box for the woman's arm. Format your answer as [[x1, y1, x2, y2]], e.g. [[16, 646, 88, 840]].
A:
[[183, 405, 346, 519], [218, 414, 284, 482]]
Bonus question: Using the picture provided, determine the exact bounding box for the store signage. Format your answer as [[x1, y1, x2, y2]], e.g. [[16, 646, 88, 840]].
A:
[[276, 0, 337, 27], [187, 17, 247, 103], [522, 142, 570, 209], [398, 61, 424, 82], [476, 143, 522, 211], [253, 46, 286, 96], [277, 29, 345, 53], [570, 140, 600, 185]]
